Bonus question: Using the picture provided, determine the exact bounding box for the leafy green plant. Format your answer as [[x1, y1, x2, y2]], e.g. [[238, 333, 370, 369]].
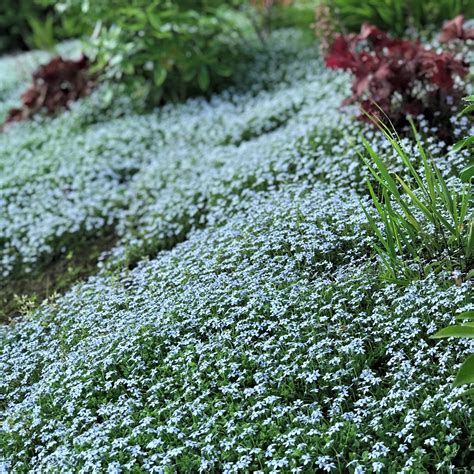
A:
[[360, 117, 473, 281], [268, 0, 317, 31], [43, 0, 250, 103], [328, 0, 474, 37], [431, 311, 474, 392], [25, 14, 56, 51]]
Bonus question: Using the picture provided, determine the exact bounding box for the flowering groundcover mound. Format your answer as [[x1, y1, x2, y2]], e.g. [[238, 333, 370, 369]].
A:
[[0, 31, 473, 472]]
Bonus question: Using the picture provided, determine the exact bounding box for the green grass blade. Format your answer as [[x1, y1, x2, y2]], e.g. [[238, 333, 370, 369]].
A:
[[466, 218, 474, 259], [361, 137, 401, 201]]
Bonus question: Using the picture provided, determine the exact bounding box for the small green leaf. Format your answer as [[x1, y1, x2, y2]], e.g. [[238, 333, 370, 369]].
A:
[[103, 89, 114, 105], [454, 354, 474, 387], [197, 65, 210, 91], [147, 3, 162, 30], [153, 64, 167, 87], [453, 136, 474, 152], [431, 325, 474, 339], [456, 311, 474, 321], [460, 162, 474, 182], [181, 68, 196, 82], [467, 219, 474, 259], [460, 104, 474, 116], [215, 63, 233, 77], [122, 62, 135, 75]]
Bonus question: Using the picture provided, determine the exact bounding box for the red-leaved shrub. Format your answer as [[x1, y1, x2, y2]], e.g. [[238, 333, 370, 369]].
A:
[[325, 23, 469, 137], [3, 55, 94, 128]]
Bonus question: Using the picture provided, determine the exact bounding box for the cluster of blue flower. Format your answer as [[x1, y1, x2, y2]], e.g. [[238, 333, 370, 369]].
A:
[[0, 30, 472, 471]]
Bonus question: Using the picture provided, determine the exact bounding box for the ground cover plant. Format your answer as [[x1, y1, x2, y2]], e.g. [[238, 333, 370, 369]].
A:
[[0, 8, 473, 474], [430, 95, 474, 397]]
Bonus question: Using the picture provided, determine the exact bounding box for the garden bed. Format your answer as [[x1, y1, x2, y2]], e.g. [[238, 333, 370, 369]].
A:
[[0, 26, 473, 472]]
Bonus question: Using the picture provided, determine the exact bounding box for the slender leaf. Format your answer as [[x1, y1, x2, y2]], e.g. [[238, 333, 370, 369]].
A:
[[153, 64, 167, 87], [460, 162, 474, 182]]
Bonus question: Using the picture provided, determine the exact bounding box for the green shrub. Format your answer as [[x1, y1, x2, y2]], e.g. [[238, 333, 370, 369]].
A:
[[44, 0, 250, 103], [329, 0, 474, 36]]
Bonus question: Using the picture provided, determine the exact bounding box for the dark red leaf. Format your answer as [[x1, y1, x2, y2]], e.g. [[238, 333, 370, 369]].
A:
[[2, 54, 95, 129], [325, 35, 356, 70]]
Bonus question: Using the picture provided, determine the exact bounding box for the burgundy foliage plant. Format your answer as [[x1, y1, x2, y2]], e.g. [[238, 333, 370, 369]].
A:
[[325, 23, 469, 136], [3, 55, 94, 128]]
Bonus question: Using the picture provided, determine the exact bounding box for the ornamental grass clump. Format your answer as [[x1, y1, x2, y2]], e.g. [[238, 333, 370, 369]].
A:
[[360, 116, 473, 282]]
